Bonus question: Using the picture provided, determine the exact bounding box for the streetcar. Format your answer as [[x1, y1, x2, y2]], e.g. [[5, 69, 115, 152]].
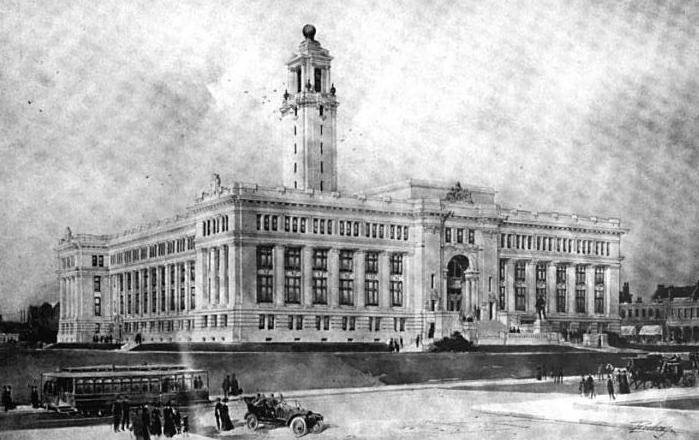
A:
[[40, 364, 209, 415]]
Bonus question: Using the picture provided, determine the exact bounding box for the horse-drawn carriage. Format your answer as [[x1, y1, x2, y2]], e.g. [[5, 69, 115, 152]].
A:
[[627, 354, 696, 389]]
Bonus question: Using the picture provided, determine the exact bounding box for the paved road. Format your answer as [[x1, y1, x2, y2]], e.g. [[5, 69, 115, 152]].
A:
[[4, 384, 691, 440]]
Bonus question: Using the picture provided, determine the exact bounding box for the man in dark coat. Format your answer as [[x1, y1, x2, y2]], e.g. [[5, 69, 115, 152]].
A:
[[163, 401, 177, 437], [30, 386, 40, 408], [586, 375, 595, 399], [112, 396, 123, 432], [121, 396, 131, 431], [222, 376, 230, 398]]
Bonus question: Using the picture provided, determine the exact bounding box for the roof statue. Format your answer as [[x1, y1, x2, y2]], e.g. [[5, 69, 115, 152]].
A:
[[302, 24, 316, 41], [64, 226, 72, 240], [444, 182, 473, 203], [210, 173, 222, 195]]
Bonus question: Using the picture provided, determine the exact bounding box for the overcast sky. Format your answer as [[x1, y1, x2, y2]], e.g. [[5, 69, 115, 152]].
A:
[[0, 0, 697, 316]]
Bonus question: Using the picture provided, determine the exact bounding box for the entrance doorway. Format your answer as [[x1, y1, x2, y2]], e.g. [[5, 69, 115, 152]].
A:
[[446, 255, 469, 312]]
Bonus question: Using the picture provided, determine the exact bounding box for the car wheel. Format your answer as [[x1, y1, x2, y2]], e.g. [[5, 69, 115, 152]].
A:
[[312, 420, 324, 433], [246, 414, 259, 431], [290, 416, 307, 437]]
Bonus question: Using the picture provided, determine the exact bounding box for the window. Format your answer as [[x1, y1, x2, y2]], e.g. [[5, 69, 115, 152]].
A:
[[312, 277, 328, 304], [257, 275, 273, 303], [342, 316, 348, 331], [339, 279, 353, 305], [515, 262, 526, 282], [284, 276, 301, 304], [323, 316, 330, 330], [93, 276, 101, 292], [94, 297, 101, 316], [92, 255, 98, 267], [515, 287, 526, 311], [456, 228, 463, 243], [374, 317, 381, 331], [368, 317, 374, 331], [390, 254, 403, 275], [314, 68, 322, 92], [267, 314, 275, 330], [499, 259, 506, 281], [315, 315, 322, 330], [556, 265, 567, 284], [349, 316, 355, 331], [203, 315, 208, 328], [285, 247, 301, 270], [468, 229, 475, 244], [556, 288, 566, 313], [390, 281, 403, 306], [288, 315, 294, 330], [313, 249, 328, 270], [211, 315, 218, 327], [339, 250, 353, 272], [365, 280, 379, 306], [445, 228, 452, 243], [498, 286, 505, 310], [594, 288, 604, 314], [284, 216, 290, 232], [296, 315, 303, 330], [536, 264, 546, 282], [594, 267, 605, 285], [258, 315, 265, 330], [221, 315, 228, 327], [576, 265, 586, 285], [366, 252, 379, 274], [575, 287, 586, 313]]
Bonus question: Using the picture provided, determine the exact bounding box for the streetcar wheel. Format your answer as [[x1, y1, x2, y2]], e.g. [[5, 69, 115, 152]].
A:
[[290, 416, 307, 437]]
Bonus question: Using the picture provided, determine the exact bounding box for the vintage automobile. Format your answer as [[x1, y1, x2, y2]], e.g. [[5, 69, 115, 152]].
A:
[[243, 395, 324, 437]]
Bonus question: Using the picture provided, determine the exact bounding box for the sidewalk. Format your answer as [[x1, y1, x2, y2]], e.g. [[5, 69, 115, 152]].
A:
[[475, 386, 699, 434]]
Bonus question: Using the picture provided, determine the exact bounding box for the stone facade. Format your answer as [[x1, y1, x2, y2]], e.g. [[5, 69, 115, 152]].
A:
[[56, 26, 625, 346]]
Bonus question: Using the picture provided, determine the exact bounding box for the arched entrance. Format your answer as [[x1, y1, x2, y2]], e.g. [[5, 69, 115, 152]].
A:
[[446, 256, 469, 312]]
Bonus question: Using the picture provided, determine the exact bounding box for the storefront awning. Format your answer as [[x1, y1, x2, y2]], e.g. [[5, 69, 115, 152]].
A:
[[620, 326, 637, 336], [639, 325, 662, 336]]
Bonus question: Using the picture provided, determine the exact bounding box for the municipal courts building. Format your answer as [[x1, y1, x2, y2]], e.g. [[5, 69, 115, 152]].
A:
[[56, 25, 625, 345]]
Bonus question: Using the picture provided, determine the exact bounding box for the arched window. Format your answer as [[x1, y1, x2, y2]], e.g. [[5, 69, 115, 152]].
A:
[[314, 68, 322, 92]]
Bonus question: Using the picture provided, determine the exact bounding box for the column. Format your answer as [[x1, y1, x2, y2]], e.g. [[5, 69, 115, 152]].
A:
[[379, 252, 390, 309], [355, 251, 366, 308], [566, 265, 576, 316], [165, 264, 171, 314], [155, 266, 162, 314], [174, 263, 181, 313], [506, 260, 515, 312], [59, 278, 66, 318], [184, 262, 191, 311], [328, 249, 340, 307], [274, 245, 285, 306], [222, 245, 229, 305], [208, 248, 215, 304], [303, 246, 313, 306], [526, 261, 536, 313], [586, 265, 595, 318], [547, 263, 557, 316], [214, 247, 221, 305], [227, 244, 235, 307], [197, 248, 207, 308]]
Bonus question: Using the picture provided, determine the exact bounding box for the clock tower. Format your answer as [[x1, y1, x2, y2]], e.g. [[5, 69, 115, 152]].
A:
[[280, 25, 338, 192]]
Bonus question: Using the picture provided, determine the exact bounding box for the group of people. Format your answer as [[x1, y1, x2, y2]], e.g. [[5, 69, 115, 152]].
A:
[[1, 385, 15, 411], [213, 398, 234, 431], [388, 337, 403, 352], [579, 370, 631, 400], [221, 374, 242, 398], [535, 364, 564, 383], [509, 327, 522, 333], [112, 396, 188, 439], [91, 334, 114, 344]]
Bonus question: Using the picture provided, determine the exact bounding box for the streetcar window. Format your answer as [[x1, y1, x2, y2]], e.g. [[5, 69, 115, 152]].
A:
[[94, 379, 103, 394], [85, 380, 94, 394], [150, 378, 160, 393], [141, 378, 149, 392], [76, 380, 84, 394], [103, 379, 113, 393], [183, 375, 192, 391], [130, 378, 139, 393]]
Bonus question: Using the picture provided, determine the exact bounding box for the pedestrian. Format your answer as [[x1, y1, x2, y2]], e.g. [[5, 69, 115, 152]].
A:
[[597, 363, 604, 381], [606, 375, 616, 400], [542, 364, 547, 380], [214, 397, 223, 430], [112, 395, 123, 432], [549, 366, 555, 382], [150, 403, 162, 438], [131, 406, 150, 440], [579, 375, 586, 397], [222, 375, 230, 398], [558, 367, 564, 384], [220, 398, 234, 431], [182, 415, 190, 437], [30, 386, 40, 408], [586, 375, 595, 399], [400, 337, 404, 349], [536, 366, 542, 381], [121, 395, 131, 431], [230, 373, 242, 396], [415, 334, 421, 348], [173, 406, 181, 435], [163, 401, 177, 438]]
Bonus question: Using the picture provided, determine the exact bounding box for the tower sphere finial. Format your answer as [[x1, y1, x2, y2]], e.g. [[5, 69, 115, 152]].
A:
[[302, 24, 316, 40]]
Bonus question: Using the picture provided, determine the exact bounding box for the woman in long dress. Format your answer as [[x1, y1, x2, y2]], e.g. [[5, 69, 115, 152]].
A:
[[163, 402, 177, 438], [220, 399, 234, 431], [150, 404, 162, 438]]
